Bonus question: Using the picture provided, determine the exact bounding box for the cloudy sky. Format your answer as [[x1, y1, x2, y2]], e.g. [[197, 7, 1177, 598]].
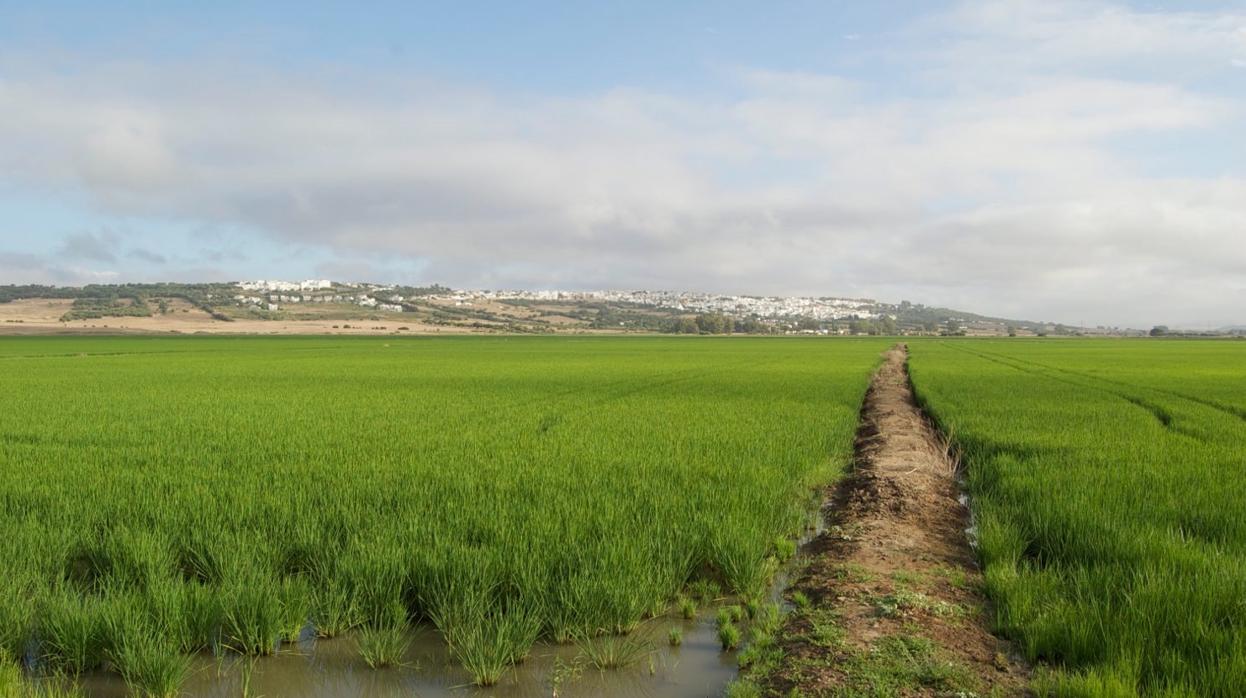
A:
[[1, 1, 1244, 327]]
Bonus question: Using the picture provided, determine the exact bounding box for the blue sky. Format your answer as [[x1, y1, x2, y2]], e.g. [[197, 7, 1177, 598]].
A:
[[1, 1, 1244, 327]]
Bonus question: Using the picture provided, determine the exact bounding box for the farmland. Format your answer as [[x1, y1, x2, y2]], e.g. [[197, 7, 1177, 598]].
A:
[[909, 339, 1246, 695], [7, 335, 1246, 697], [0, 335, 886, 695]]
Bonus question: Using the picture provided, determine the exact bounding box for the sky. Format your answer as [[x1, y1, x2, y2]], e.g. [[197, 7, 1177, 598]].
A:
[[1, 1, 1244, 328]]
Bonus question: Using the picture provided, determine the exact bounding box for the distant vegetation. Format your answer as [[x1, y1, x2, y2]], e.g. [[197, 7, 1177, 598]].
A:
[[1, 283, 237, 322], [60, 297, 153, 321]]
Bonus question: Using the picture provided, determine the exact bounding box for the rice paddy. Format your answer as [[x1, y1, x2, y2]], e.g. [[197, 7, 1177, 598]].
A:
[[0, 335, 886, 695], [909, 339, 1246, 696], [9, 334, 1246, 696]]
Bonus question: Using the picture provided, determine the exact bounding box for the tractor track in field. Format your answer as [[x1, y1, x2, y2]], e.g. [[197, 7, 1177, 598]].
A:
[[758, 344, 1030, 696]]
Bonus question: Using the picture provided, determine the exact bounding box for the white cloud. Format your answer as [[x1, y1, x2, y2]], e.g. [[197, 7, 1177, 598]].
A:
[[0, 0, 1243, 327]]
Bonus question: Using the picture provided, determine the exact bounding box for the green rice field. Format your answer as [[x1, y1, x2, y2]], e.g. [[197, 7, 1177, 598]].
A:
[[5, 335, 1246, 697], [910, 339, 1246, 696], [0, 336, 886, 695]]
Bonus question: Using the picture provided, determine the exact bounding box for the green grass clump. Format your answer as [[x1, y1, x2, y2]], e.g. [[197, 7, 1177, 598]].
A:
[[667, 627, 682, 646], [575, 634, 652, 670], [357, 624, 410, 669], [772, 537, 798, 563], [37, 592, 108, 674], [220, 577, 285, 656], [110, 632, 193, 698], [723, 679, 763, 698], [688, 579, 722, 604], [311, 583, 361, 639], [0, 653, 86, 698], [718, 623, 741, 651], [715, 605, 745, 632], [850, 635, 974, 694]]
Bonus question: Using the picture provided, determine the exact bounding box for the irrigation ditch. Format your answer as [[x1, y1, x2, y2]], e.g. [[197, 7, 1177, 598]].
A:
[[735, 344, 1031, 696]]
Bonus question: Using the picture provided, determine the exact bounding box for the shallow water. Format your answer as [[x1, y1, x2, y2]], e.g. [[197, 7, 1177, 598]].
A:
[[74, 609, 738, 698]]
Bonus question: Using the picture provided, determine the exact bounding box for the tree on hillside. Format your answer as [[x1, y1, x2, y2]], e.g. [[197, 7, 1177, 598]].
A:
[[738, 317, 768, 334], [695, 313, 732, 334]]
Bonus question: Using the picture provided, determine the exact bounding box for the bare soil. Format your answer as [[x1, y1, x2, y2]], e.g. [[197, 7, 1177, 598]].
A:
[[763, 344, 1030, 696], [0, 298, 479, 335]]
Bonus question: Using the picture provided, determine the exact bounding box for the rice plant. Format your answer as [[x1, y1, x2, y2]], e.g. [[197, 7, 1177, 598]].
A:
[[356, 624, 410, 669], [37, 592, 108, 674], [718, 623, 741, 651], [575, 633, 653, 670], [109, 632, 193, 698]]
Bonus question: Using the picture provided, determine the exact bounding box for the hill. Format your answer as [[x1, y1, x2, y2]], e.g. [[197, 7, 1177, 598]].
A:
[[0, 281, 1139, 337]]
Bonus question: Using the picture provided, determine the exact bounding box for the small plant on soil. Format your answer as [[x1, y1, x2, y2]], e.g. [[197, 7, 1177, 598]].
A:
[[752, 602, 780, 632], [717, 605, 743, 628], [773, 537, 798, 562], [718, 622, 741, 651], [688, 579, 721, 603], [668, 627, 682, 646], [723, 679, 762, 698], [871, 591, 962, 620], [790, 590, 811, 610], [677, 594, 697, 620], [849, 634, 975, 694]]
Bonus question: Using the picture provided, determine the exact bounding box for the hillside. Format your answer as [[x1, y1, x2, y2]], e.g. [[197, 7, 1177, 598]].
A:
[[0, 281, 1140, 337]]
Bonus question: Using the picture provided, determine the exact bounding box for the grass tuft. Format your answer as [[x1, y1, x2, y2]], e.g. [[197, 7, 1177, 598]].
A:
[[575, 633, 653, 670], [357, 624, 411, 669]]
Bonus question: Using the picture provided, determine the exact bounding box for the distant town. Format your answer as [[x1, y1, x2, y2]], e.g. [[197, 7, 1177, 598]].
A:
[[0, 279, 1234, 337]]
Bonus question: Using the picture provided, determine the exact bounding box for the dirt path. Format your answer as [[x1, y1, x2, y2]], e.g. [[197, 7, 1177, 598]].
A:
[[757, 344, 1030, 696]]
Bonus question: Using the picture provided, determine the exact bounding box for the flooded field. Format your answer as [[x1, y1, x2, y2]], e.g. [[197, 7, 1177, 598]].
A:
[[71, 608, 738, 698]]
